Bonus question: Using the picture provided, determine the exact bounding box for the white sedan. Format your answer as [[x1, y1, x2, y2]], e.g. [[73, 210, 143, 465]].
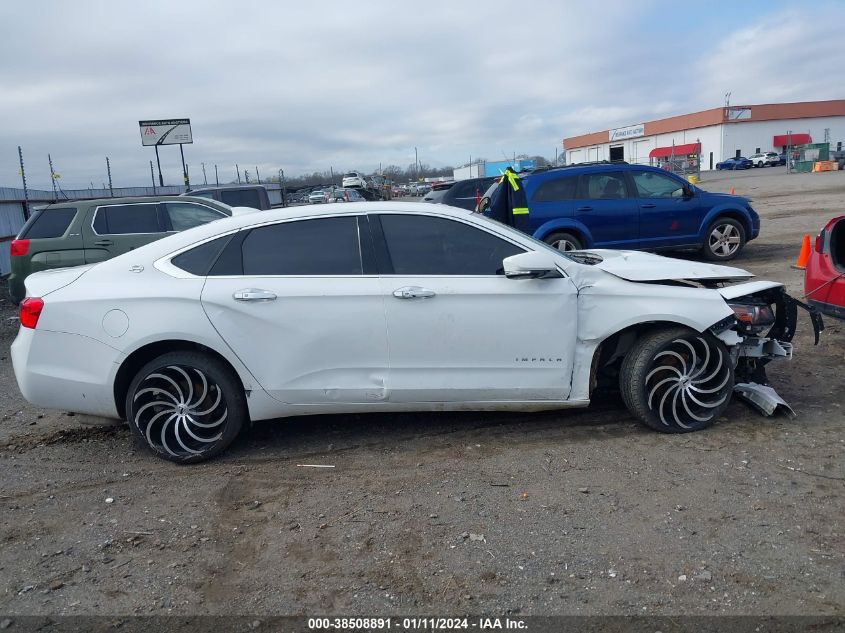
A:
[[11, 202, 818, 463]]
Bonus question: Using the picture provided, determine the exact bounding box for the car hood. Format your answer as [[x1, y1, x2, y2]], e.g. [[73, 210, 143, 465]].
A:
[[700, 191, 750, 204], [583, 249, 754, 282]]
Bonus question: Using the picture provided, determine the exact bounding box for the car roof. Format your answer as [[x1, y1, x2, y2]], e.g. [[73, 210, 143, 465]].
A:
[[115, 202, 474, 264], [41, 196, 224, 209]]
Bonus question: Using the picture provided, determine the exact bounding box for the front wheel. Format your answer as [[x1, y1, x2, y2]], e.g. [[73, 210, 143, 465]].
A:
[[543, 231, 583, 252], [702, 217, 746, 261], [126, 351, 247, 463], [620, 327, 734, 433]]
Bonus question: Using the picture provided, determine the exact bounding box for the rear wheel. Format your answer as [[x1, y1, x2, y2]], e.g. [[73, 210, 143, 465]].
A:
[[702, 217, 745, 261], [620, 327, 733, 433], [543, 231, 583, 252], [126, 351, 246, 463]]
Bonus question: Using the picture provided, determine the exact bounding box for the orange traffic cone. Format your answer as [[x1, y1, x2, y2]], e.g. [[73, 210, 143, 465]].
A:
[[791, 234, 811, 269], [729, 186, 736, 195]]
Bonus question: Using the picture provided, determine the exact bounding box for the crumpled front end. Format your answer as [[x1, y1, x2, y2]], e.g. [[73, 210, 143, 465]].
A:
[[712, 283, 824, 416]]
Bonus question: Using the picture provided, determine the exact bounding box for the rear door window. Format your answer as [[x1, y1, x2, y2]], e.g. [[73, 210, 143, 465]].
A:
[[92, 203, 163, 235], [581, 172, 629, 199], [240, 216, 363, 275], [19, 207, 77, 239]]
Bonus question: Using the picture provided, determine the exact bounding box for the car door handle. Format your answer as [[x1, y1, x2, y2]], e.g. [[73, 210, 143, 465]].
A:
[[233, 289, 277, 302], [94, 239, 113, 246], [641, 203, 656, 209], [576, 206, 593, 212], [393, 286, 436, 300]]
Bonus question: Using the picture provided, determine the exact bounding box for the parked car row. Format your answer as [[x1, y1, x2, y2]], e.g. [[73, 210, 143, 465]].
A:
[[11, 201, 818, 463]]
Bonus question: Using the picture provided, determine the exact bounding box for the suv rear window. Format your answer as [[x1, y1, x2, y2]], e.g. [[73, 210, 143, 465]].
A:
[[220, 189, 261, 209], [20, 207, 77, 239]]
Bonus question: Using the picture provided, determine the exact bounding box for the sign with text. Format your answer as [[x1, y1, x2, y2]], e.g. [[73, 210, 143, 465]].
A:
[[725, 107, 752, 121], [609, 124, 645, 142], [139, 119, 193, 146]]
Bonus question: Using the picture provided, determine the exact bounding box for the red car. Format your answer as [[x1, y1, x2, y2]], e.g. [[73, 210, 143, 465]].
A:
[[805, 216, 845, 320]]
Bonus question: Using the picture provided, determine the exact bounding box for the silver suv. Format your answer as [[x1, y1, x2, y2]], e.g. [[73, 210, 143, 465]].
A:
[[749, 152, 779, 167]]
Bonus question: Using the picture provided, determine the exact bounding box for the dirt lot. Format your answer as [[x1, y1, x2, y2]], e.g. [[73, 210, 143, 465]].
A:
[[0, 167, 843, 617]]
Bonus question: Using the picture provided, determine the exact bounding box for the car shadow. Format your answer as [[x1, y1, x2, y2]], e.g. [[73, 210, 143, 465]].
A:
[[225, 395, 641, 462]]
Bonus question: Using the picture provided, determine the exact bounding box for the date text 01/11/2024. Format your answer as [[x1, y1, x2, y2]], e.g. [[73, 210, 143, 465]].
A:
[[307, 617, 528, 630]]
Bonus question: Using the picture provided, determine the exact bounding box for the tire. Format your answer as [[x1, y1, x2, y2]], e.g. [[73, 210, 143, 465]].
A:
[[620, 327, 733, 433], [543, 231, 583, 252], [702, 217, 746, 261], [126, 351, 247, 464]]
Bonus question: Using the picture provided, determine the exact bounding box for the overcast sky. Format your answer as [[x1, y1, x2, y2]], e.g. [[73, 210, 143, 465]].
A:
[[1, 1, 842, 189]]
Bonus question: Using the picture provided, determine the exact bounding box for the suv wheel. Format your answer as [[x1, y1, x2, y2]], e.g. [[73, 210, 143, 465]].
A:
[[126, 351, 246, 463], [702, 217, 745, 261], [620, 327, 733, 433], [544, 231, 583, 252]]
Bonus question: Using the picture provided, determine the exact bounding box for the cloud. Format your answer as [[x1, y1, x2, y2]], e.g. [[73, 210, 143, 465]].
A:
[[0, 1, 840, 188]]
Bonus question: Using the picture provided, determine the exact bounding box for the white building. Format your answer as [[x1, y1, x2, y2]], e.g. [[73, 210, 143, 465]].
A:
[[563, 100, 845, 170]]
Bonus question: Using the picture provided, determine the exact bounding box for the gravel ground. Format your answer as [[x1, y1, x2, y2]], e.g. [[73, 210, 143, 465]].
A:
[[0, 167, 843, 617]]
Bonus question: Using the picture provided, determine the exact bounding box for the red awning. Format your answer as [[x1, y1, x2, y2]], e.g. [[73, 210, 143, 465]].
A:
[[773, 133, 811, 146], [649, 143, 701, 158]]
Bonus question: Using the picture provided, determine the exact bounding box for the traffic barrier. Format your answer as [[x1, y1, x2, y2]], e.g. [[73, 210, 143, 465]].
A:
[[791, 234, 811, 270], [812, 161, 836, 172]]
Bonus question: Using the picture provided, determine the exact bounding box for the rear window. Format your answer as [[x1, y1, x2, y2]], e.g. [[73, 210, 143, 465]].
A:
[[171, 235, 232, 275], [20, 207, 77, 239], [220, 189, 261, 209]]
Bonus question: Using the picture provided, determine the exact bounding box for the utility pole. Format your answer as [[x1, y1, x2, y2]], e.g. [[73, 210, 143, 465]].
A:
[[414, 147, 419, 181], [214, 164, 219, 186], [154, 144, 164, 186], [787, 130, 792, 174], [150, 160, 157, 194], [236, 164, 241, 184], [201, 162, 208, 185], [48, 153, 57, 201], [18, 146, 30, 220], [106, 156, 113, 197], [279, 168, 286, 207], [255, 166, 261, 184], [179, 144, 189, 190]]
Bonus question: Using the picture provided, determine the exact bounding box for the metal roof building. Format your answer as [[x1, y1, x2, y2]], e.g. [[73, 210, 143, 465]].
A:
[[563, 99, 845, 171]]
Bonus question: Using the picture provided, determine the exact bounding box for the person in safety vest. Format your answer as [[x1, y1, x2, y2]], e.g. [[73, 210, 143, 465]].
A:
[[484, 167, 530, 234]]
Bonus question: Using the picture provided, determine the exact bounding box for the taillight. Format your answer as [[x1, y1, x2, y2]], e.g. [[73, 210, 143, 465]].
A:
[[815, 235, 822, 253], [10, 239, 30, 257], [19, 297, 44, 329]]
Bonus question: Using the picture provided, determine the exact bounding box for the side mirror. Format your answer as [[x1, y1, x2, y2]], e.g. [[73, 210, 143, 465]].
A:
[[503, 251, 562, 279]]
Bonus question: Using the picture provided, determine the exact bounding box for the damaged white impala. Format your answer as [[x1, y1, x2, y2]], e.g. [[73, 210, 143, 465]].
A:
[[11, 203, 823, 463]]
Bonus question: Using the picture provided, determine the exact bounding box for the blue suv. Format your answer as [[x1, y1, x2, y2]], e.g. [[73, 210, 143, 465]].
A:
[[490, 163, 760, 261]]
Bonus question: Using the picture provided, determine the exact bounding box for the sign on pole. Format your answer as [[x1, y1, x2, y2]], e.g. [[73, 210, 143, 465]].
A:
[[139, 119, 193, 146]]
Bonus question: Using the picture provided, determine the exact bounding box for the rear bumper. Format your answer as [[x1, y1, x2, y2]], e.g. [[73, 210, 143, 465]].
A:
[[11, 328, 122, 418]]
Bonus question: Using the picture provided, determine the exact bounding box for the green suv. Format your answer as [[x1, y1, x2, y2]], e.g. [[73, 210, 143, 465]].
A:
[[8, 196, 233, 304]]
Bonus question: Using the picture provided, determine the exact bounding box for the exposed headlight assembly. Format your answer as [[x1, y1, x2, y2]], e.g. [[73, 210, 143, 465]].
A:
[[728, 301, 776, 327]]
